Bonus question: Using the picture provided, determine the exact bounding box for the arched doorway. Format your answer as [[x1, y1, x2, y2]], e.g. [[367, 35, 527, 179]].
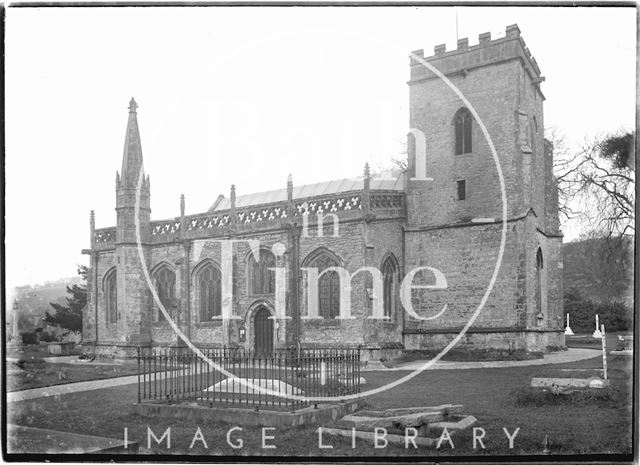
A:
[[253, 306, 273, 355]]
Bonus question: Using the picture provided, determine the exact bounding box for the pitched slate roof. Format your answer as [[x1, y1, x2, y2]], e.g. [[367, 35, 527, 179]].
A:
[[209, 170, 405, 212]]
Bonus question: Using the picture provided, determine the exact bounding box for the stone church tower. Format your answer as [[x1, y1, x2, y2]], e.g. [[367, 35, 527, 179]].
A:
[[403, 24, 564, 351]]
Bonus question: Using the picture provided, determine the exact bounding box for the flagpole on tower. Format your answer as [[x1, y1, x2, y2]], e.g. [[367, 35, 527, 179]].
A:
[[455, 8, 459, 41]]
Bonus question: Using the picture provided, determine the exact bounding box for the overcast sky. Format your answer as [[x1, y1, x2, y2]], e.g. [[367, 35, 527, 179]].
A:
[[5, 6, 636, 293]]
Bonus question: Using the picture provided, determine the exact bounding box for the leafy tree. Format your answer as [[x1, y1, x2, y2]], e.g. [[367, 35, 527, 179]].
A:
[[600, 131, 635, 171], [564, 287, 632, 333], [563, 234, 633, 303], [44, 266, 87, 333]]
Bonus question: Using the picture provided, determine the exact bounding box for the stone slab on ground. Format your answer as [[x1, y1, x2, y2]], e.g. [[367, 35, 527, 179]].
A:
[[332, 414, 478, 438], [611, 350, 633, 356], [133, 399, 363, 427], [204, 378, 302, 395], [342, 411, 444, 429], [7, 424, 138, 454], [46, 342, 76, 356], [531, 377, 610, 389], [333, 402, 478, 447], [318, 427, 438, 448], [379, 404, 464, 416], [364, 360, 387, 370], [42, 356, 126, 365], [425, 415, 478, 435]]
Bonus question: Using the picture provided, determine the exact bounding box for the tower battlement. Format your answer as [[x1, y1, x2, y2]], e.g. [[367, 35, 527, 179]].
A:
[[409, 24, 543, 88]]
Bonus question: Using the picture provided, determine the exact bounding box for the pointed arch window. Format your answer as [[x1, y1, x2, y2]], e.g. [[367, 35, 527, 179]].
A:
[[104, 268, 117, 324], [152, 266, 176, 322], [248, 249, 276, 295], [306, 252, 341, 319], [382, 255, 399, 318], [536, 247, 544, 269], [454, 108, 473, 155], [529, 115, 538, 154], [535, 248, 545, 316], [196, 263, 222, 321]]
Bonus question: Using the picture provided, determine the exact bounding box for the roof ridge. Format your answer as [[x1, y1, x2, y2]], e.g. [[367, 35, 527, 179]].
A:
[[208, 172, 405, 212]]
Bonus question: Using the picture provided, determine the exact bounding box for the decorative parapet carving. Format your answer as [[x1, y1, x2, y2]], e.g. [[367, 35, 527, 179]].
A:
[[238, 205, 288, 223], [296, 194, 362, 215], [97, 190, 404, 245], [370, 192, 404, 209], [186, 213, 230, 231], [94, 227, 116, 247], [151, 219, 181, 236]]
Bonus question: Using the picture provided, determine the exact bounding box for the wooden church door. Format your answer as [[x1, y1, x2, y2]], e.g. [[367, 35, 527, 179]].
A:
[[254, 307, 273, 356]]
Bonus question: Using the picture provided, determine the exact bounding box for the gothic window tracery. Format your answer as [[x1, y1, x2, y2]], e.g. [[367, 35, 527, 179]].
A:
[[104, 268, 117, 324], [305, 250, 341, 319], [382, 255, 399, 318], [195, 262, 222, 321], [248, 249, 276, 295], [152, 265, 175, 322]]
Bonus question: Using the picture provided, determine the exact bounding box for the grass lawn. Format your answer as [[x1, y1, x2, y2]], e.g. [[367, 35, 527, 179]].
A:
[[6, 359, 140, 392], [566, 332, 631, 352], [7, 347, 632, 458], [6, 344, 140, 392]]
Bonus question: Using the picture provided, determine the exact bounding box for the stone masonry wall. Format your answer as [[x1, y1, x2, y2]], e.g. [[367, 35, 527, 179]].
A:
[[407, 60, 522, 227]]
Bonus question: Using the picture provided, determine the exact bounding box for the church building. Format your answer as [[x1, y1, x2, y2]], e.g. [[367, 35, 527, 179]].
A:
[[83, 24, 564, 358]]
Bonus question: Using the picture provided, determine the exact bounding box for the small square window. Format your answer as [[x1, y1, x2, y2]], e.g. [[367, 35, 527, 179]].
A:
[[457, 180, 466, 200]]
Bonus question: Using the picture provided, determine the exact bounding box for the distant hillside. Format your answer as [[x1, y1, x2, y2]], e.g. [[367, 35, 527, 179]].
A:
[[10, 277, 81, 332], [562, 236, 633, 304]]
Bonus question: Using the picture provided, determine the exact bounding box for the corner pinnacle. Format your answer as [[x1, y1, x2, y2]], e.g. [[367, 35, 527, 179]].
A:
[[129, 97, 138, 114]]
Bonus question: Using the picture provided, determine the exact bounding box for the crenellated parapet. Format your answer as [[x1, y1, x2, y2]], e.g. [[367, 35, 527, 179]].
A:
[[409, 24, 544, 89]]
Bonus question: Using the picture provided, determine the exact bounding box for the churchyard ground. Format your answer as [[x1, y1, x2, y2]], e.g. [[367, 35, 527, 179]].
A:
[[6, 337, 632, 457], [6, 345, 140, 392]]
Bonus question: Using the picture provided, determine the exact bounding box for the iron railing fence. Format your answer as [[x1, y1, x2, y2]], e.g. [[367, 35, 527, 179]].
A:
[[137, 347, 361, 411]]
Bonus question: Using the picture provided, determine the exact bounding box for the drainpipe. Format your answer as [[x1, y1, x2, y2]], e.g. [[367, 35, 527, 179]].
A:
[[401, 225, 406, 343], [293, 227, 301, 357], [90, 211, 99, 354], [286, 174, 301, 356]]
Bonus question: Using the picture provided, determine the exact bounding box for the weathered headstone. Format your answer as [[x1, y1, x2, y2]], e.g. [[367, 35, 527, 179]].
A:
[[564, 313, 574, 336], [592, 314, 603, 339]]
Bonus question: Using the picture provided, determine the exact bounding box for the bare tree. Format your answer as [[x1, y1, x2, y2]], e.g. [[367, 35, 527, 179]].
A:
[[551, 128, 635, 239], [577, 130, 635, 238], [548, 127, 588, 222]]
